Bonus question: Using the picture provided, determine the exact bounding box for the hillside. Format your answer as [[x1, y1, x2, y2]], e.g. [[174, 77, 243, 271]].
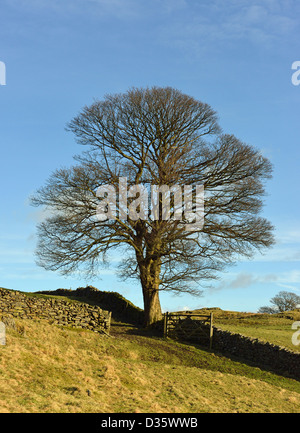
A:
[[1, 287, 300, 413], [30, 287, 300, 353], [190, 307, 300, 352], [0, 315, 300, 412], [34, 286, 144, 325]]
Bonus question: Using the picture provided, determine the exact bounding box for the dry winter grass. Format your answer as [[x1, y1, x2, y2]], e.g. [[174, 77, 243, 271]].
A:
[[0, 317, 299, 413]]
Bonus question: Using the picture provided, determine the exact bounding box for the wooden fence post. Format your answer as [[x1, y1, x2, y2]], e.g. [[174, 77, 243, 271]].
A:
[[209, 312, 213, 350], [163, 312, 168, 337]]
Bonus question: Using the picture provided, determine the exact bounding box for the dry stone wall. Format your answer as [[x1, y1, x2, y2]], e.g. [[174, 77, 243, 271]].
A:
[[0, 288, 111, 334], [37, 286, 144, 325], [212, 327, 300, 380]]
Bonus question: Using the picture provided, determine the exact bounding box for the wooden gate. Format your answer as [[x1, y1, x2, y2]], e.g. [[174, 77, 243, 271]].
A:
[[163, 312, 213, 349]]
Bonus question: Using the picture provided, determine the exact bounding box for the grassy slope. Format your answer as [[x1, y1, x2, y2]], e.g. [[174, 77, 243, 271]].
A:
[[0, 318, 300, 413], [192, 308, 300, 352], [26, 290, 300, 351]]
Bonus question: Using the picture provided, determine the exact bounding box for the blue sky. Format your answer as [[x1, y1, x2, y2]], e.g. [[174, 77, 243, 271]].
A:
[[0, 0, 300, 313]]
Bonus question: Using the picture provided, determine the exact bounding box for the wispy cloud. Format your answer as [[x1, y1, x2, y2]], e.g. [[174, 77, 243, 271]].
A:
[[277, 283, 300, 293], [5, 0, 151, 20], [275, 227, 300, 245], [210, 269, 300, 293], [0, 249, 34, 265], [232, 221, 300, 264], [226, 272, 259, 289], [158, 0, 300, 55], [250, 246, 300, 263]]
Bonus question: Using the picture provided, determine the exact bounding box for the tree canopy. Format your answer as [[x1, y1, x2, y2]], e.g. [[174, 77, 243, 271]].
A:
[[31, 86, 275, 325], [258, 291, 300, 314]]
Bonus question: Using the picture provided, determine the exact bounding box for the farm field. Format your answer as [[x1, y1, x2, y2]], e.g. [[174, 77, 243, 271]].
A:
[[0, 312, 299, 413], [190, 308, 300, 352]]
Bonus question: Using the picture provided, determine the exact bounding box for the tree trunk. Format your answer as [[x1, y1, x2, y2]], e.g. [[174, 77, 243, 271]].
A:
[[142, 285, 162, 327], [138, 256, 163, 327]]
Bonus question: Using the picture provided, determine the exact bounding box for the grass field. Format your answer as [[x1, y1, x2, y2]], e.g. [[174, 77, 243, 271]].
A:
[[0, 314, 300, 413], [193, 307, 300, 352]]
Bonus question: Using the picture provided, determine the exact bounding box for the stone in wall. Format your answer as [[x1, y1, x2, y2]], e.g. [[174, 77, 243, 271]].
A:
[[212, 326, 300, 380], [0, 288, 111, 334]]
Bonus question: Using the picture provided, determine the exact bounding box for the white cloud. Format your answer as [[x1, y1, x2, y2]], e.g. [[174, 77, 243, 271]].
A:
[[280, 270, 300, 284], [0, 249, 34, 264], [210, 268, 300, 293], [250, 246, 300, 263], [276, 227, 300, 245], [234, 222, 300, 264], [158, 0, 300, 55], [5, 0, 147, 20], [276, 283, 299, 292], [227, 272, 258, 289]]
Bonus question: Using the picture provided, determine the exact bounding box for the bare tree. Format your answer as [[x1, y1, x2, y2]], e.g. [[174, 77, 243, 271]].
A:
[[31, 86, 274, 326], [258, 291, 300, 314]]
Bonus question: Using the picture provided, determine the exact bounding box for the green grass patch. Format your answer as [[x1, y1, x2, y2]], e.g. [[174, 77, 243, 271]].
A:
[[193, 308, 300, 352]]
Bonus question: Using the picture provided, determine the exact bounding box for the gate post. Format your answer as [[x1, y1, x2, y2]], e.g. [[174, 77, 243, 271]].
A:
[[163, 312, 168, 337], [209, 313, 213, 349]]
